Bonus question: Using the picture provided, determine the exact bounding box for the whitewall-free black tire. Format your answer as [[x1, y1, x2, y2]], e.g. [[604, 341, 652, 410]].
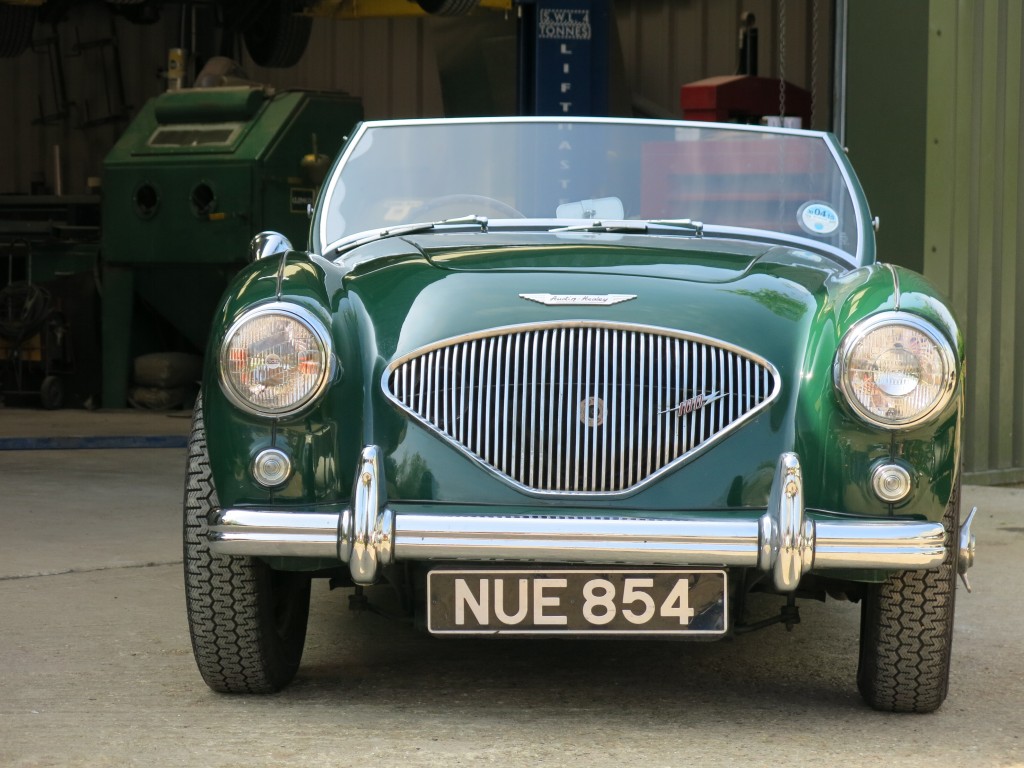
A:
[[857, 480, 960, 713], [183, 395, 311, 693]]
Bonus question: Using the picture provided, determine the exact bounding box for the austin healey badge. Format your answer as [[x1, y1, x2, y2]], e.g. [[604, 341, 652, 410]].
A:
[[520, 293, 636, 306]]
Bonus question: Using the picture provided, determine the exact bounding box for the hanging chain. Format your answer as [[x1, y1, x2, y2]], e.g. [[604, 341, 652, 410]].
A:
[[810, 0, 819, 127], [778, 0, 787, 118], [775, 0, 788, 224]]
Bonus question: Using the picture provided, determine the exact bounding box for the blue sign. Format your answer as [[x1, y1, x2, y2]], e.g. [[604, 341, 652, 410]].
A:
[[532, 0, 609, 116]]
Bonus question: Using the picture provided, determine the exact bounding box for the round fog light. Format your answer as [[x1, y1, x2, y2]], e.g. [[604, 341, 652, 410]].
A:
[[871, 463, 912, 503], [253, 448, 292, 488]]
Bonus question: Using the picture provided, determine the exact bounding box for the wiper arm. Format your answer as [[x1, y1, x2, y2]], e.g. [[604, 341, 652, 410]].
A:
[[648, 218, 704, 236], [550, 220, 646, 234], [334, 215, 490, 254], [550, 218, 703, 237]]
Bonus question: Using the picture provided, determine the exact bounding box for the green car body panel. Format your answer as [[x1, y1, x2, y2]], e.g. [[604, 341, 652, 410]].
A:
[[202, 232, 963, 581], [185, 119, 970, 711]]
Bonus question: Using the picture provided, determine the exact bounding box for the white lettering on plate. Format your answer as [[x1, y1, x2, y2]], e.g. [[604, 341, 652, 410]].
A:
[[533, 578, 568, 625], [454, 577, 567, 626], [493, 578, 529, 625], [442, 573, 706, 631], [454, 578, 488, 625]]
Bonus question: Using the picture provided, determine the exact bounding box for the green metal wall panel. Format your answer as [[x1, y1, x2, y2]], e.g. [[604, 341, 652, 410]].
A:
[[925, 0, 1024, 482], [845, 0, 929, 275]]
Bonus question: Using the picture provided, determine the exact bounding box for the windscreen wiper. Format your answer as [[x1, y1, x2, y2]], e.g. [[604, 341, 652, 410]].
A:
[[334, 215, 490, 254], [549, 218, 703, 237]]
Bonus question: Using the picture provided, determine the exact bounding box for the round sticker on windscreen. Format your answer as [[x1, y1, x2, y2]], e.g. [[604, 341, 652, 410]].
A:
[[798, 201, 840, 235]]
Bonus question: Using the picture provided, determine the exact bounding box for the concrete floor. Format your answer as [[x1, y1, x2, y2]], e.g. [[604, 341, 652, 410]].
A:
[[1, 406, 1022, 767]]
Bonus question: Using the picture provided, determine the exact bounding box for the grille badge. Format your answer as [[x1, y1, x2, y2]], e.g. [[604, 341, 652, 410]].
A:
[[579, 396, 606, 427], [660, 391, 729, 418]]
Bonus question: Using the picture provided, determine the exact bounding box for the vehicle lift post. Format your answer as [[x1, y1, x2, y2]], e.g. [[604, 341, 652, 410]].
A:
[[515, 0, 611, 117]]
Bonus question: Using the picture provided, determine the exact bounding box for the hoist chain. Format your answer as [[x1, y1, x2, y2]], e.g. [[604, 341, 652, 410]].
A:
[[810, 0, 819, 127], [778, 0, 787, 119]]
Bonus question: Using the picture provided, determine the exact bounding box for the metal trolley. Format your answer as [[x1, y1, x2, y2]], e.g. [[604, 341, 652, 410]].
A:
[[0, 244, 73, 409]]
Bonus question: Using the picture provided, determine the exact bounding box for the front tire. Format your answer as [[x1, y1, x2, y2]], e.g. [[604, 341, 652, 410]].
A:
[[857, 481, 960, 712], [183, 395, 310, 693]]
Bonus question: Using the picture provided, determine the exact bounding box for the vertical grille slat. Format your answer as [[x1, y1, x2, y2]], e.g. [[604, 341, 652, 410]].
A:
[[600, 328, 611, 493], [628, 332, 637, 489], [387, 324, 778, 494]]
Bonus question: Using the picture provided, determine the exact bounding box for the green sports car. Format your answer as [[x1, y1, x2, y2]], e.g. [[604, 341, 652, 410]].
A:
[[184, 117, 977, 712]]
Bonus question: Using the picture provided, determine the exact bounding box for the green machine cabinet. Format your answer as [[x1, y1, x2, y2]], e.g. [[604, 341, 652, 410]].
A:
[[100, 87, 362, 407]]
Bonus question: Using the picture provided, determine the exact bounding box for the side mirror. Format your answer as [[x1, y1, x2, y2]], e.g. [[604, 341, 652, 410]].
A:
[[249, 231, 293, 262]]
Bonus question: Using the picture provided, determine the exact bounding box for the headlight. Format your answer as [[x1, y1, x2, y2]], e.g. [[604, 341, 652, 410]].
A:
[[835, 312, 956, 429], [219, 303, 332, 417]]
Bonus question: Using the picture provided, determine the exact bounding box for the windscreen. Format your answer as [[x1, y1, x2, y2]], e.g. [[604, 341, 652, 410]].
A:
[[321, 120, 860, 259]]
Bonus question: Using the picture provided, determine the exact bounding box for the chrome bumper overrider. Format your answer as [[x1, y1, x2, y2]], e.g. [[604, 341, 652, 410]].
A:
[[210, 448, 975, 591]]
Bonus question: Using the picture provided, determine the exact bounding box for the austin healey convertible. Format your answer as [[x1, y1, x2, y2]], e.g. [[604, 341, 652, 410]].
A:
[[184, 117, 976, 712]]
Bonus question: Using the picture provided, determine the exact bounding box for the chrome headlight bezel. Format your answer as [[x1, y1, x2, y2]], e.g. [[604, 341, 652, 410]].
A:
[[834, 311, 957, 430], [218, 302, 333, 418]]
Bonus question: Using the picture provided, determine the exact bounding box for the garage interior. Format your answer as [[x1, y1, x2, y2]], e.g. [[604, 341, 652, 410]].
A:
[[0, 0, 1019, 482], [1, 1, 1023, 764]]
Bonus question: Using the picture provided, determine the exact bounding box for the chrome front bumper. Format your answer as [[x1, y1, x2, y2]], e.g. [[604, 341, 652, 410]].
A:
[[210, 448, 973, 592]]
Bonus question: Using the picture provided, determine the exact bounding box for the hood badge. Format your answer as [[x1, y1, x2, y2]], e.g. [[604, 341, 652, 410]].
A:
[[520, 293, 636, 306], [579, 396, 606, 427], [660, 391, 729, 418]]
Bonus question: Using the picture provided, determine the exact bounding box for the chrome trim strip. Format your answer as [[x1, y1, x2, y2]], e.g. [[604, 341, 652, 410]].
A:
[[883, 262, 902, 310], [813, 520, 945, 570], [383, 320, 782, 498], [208, 452, 950, 591], [698, 224, 857, 266], [210, 509, 340, 558], [393, 514, 762, 565], [208, 506, 944, 590], [387, 319, 778, 368]]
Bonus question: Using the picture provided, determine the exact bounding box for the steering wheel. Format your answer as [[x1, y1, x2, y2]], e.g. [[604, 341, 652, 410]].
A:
[[409, 194, 526, 221]]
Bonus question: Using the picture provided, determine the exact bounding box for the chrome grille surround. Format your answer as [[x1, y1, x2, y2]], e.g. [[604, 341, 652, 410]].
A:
[[384, 322, 781, 496]]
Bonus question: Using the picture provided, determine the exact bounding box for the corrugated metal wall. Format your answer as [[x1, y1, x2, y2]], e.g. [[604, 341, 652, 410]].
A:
[[0, 1, 834, 196], [0, 8, 452, 196], [0, 6, 180, 196], [617, 0, 833, 128], [925, 0, 1024, 483], [242, 15, 447, 118]]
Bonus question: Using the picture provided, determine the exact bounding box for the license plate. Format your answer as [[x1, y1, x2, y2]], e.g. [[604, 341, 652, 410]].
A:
[[427, 569, 727, 636]]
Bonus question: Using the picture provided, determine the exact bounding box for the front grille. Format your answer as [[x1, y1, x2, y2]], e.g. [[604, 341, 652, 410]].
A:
[[385, 322, 779, 494]]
